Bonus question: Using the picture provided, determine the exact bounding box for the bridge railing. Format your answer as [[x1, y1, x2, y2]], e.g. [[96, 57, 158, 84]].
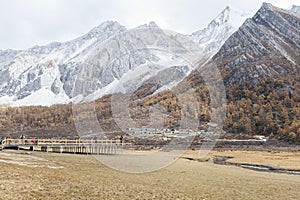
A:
[[1, 138, 123, 147], [1, 138, 20, 147]]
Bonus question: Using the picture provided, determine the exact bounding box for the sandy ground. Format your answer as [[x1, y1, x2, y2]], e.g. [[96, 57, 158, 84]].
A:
[[0, 149, 300, 200]]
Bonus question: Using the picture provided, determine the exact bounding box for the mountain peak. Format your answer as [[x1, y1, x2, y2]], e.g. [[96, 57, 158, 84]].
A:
[[290, 5, 300, 17], [190, 5, 250, 53], [219, 5, 231, 17], [90, 21, 125, 33], [148, 21, 159, 28], [135, 21, 161, 30], [261, 2, 273, 9], [212, 6, 249, 27], [291, 4, 300, 10], [258, 2, 284, 14], [216, 6, 231, 24], [80, 20, 126, 41], [255, 3, 300, 19]]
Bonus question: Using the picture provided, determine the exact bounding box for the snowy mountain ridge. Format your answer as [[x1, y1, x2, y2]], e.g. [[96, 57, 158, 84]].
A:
[[0, 6, 251, 106], [290, 5, 300, 17], [190, 6, 250, 52]]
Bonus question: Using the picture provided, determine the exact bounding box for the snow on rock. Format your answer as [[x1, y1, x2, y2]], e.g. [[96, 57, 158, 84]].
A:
[[11, 88, 70, 107], [0, 8, 251, 106], [290, 5, 300, 17], [190, 6, 251, 53]]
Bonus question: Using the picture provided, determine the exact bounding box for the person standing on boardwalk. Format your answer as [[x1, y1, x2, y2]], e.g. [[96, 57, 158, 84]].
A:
[[5, 134, 11, 145], [119, 135, 123, 144], [19, 134, 24, 144], [93, 135, 97, 143]]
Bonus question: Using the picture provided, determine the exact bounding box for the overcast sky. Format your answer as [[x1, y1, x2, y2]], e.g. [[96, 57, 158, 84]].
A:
[[0, 0, 299, 50]]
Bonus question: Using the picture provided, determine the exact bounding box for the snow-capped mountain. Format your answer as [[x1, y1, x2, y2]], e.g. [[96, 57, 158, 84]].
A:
[[0, 6, 250, 106], [290, 5, 300, 17], [0, 21, 127, 106], [190, 6, 251, 52], [213, 3, 300, 86]]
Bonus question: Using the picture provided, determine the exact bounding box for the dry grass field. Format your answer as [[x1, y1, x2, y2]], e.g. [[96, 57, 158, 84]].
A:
[[211, 150, 300, 171], [0, 149, 300, 199], [183, 150, 300, 170]]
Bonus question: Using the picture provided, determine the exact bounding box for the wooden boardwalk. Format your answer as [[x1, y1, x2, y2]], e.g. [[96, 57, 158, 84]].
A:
[[1, 138, 123, 155]]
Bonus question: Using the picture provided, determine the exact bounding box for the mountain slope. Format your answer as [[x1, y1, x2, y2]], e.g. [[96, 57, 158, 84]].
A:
[[0, 6, 249, 106], [213, 3, 300, 86], [128, 2, 300, 140], [191, 6, 250, 53], [139, 2, 300, 141], [0, 21, 127, 106], [203, 3, 300, 140]]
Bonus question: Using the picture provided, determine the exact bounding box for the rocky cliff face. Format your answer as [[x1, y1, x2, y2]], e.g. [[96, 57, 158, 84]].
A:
[[213, 3, 300, 87], [0, 21, 127, 106], [0, 6, 249, 106], [290, 5, 300, 17]]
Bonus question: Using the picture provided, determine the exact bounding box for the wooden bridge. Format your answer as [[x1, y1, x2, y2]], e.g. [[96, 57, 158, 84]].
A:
[[0, 138, 123, 155]]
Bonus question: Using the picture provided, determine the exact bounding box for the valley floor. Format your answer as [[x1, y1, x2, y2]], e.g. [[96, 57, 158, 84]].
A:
[[0, 149, 300, 199]]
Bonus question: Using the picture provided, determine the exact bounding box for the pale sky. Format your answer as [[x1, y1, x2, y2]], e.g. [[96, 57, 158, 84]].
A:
[[0, 0, 299, 50]]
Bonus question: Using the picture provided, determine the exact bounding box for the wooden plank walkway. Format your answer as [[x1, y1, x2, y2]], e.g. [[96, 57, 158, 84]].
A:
[[1, 138, 123, 155]]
